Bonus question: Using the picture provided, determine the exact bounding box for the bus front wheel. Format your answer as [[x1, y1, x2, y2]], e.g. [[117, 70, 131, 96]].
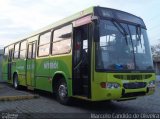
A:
[[13, 74, 19, 89], [56, 79, 71, 105]]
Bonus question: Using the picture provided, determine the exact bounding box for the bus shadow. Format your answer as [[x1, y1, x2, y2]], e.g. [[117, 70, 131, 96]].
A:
[[6, 83, 137, 113], [23, 87, 136, 113], [69, 98, 138, 113]]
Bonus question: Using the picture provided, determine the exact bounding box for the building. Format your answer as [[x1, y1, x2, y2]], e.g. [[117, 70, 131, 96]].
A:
[[153, 57, 160, 74], [153, 57, 160, 81]]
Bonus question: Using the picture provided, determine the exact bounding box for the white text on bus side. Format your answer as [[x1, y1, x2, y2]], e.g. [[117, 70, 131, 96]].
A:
[[44, 61, 58, 69]]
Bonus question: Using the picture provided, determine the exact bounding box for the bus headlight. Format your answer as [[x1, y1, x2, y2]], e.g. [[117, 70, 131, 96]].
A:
[[100, 82, 120, 89], [148, 80, 155, 87]]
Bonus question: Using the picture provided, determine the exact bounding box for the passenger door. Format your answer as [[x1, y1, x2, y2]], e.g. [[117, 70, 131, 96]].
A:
[[72, 23, 92, 98], [26, 41, 36, 87]]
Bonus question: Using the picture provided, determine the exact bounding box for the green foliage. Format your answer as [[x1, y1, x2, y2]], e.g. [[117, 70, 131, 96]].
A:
[[151, 44, 160, 60]]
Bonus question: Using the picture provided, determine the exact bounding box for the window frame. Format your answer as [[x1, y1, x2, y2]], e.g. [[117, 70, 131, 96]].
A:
[[13, 42, 20, 59], [32, 42, 36, 59], [19, 40, 27, 59], [51, 24, 72, 56], [3, 47, 9, 60], [4, 47, 9, 56], [37, 30, 51, 57], [27, 43, 33, 59]]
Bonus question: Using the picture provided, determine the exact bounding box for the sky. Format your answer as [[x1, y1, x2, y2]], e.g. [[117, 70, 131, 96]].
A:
[[0, 0, 160, 48]]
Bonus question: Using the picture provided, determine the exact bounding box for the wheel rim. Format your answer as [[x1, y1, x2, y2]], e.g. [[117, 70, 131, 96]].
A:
[[58, 84, 67, 99]]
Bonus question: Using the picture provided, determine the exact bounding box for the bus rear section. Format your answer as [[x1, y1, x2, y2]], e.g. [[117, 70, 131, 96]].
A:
[[2, 45, 14, 83]]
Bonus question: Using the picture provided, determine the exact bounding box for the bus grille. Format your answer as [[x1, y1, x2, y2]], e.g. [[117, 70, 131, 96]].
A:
[[121, 92, 146, 98], [123, 82, 147, 89], [114, 74, 152, 80]]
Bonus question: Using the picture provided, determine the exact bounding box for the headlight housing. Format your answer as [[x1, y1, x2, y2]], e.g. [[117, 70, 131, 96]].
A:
[[148, 80, 156, 87], [100, 82, 120, 89]]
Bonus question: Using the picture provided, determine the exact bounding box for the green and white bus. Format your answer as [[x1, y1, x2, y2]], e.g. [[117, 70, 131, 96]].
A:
[[2, 6, 156, 104]]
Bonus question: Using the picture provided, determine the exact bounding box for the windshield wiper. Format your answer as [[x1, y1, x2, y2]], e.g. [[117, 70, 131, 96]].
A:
[[112, 19, 129, 45], [127, 24, 136, 70], [136, 25, 142, 47]]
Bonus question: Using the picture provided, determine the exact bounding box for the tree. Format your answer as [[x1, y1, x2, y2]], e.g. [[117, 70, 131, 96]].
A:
[[151, 44, 160, 60]]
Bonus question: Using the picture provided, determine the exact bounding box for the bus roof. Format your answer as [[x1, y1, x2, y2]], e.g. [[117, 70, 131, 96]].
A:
[[4, 6, 144, 48], [5, 6, 94, 48]]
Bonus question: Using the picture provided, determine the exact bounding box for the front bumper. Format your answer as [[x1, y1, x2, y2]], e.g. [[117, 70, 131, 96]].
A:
[[91, 83, 155, 101], [92, 73, 156, 101], [118, 86, 155, 101]]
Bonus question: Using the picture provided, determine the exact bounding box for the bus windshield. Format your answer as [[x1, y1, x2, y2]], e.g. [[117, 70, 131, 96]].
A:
[[96, 19, 154, 71]]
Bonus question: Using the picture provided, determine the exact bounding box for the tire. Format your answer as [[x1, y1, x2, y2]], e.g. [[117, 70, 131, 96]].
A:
[[56, 79, 71, 105], [13, 74, 19, 89]]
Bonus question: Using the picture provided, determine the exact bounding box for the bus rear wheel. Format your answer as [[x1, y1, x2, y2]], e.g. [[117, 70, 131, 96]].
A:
[[13, 74, 19, 89], [56, 79, 71, 105]]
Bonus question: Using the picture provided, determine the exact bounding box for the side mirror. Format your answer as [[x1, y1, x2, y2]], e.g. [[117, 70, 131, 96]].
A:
[[92, 19, 100, 42]]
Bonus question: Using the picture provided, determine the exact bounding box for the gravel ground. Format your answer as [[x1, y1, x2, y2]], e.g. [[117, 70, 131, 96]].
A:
[[0, 82, 159, 118]]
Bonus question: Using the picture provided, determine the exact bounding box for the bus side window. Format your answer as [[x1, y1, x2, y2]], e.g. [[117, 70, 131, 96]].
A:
[[74, 26, 88, 66], [74, 30, 82, 64], [4, 47, 9, 59], [82, 39, 88, 65], [32, 43, 36, 58], [38, 31, 51, 57], [27, 44, 32, 59], [20, 40, 27, 59], [52, 24, 72, 55], [14, 43, 20, 59]]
